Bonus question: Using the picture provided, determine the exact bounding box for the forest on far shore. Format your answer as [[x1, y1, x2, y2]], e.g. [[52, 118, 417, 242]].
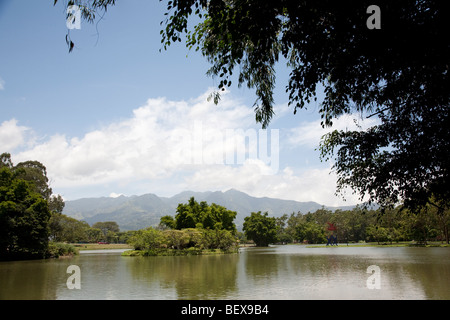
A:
[[48, 197, 450, 250]]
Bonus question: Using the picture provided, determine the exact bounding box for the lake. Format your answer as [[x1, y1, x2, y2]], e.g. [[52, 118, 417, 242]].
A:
[[0, 245, 449, 300]]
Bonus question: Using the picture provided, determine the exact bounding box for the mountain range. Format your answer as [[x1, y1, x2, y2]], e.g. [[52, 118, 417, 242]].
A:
[[63, 189, 357, 231]]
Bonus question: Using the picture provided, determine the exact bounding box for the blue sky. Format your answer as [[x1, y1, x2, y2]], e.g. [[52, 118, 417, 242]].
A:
[[0, 1, 376, 205]]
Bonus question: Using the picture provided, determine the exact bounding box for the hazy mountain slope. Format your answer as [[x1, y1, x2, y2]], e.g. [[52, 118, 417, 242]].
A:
[[63, 189, 356, 231]]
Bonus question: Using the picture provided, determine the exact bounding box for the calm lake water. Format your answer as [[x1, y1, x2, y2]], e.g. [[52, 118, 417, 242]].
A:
[[1, 245, 449, 300]]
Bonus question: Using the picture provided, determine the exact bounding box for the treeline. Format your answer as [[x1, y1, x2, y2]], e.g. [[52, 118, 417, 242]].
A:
[[275, 203, 450, 245], [130, 197, 449, 250], [45, 199, 450, 252], [49, 217, 131, 244], [2, 153, 448, 262]]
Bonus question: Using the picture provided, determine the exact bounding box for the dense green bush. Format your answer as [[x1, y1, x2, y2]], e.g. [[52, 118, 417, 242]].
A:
[[127, 227, 238, 253], [46, 242, 78, 258]]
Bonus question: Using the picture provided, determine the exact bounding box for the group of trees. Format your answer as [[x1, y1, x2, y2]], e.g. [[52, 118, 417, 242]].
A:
[[127, 227, 237, 254], [243, 211, 278, 247], [49, 216, 128, 244], [0, 153, 64, 260], [160, 197, 237, 232], [274, 204, 450, 245], [128, 197, 238, 253], [0, 153, 128, 260], [129, 198, 450, 249]]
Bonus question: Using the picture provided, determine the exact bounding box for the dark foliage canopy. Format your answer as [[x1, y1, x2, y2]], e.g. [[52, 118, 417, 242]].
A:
[[0, 154, 52, 259]]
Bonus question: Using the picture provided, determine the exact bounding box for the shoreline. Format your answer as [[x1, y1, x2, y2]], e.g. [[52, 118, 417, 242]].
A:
[[122, 247, 239, 257], [304, 241, 450, 248], [72, 243, 133, 251]]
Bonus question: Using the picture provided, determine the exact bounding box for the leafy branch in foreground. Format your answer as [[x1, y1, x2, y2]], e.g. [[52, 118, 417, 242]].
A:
[[54, 0, 116, 52], [160, 1, 449, 210]]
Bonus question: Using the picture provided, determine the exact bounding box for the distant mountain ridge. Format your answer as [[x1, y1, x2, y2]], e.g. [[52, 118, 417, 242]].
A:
[[63, 189, 356, 231]]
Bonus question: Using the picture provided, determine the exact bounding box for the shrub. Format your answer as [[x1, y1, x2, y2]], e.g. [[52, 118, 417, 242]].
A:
[[127, 227, 238, 252], [46, 242, 78, 258]]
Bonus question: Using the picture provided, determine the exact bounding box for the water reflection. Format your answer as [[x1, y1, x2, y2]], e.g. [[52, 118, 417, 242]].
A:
[[0, 246, 449, 299], [125, 254, 239, 299], [0, 259, 64, 300], [237, 246, 449, 299], [239, 247, 375, 299]]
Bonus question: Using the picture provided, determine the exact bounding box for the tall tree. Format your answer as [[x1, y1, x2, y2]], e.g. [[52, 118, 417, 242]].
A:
[[243, 211, 278, 246], [0, 153, 64, 259], [92, 221, 120, 237], [172, 197, 237, 232], [15, 160, 53, 200], [49, 213, 90, 242], [0, 165, 51, 259]]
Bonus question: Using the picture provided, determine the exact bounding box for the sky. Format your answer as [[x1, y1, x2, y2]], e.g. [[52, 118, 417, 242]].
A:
[[0, 1, 377, 206]]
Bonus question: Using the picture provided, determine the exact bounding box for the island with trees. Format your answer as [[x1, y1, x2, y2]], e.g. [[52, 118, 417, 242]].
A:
[[124, 197, 239, 256]]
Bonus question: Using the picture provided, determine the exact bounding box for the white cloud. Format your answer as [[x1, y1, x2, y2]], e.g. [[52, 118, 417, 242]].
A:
[[0, 77, 5, 90], [14, 89, 255, 186], [287, 113, 379, 148], [184, 161, 361, 206], [10, 89, 363, 206], [109, 192, 124, 198], [0, 119, 33, 152]]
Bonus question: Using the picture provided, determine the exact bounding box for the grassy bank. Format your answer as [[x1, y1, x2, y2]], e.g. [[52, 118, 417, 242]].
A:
[[306, 241, 450, 248], [72, 243, 133, 250], [122, 247, 238, 257]]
